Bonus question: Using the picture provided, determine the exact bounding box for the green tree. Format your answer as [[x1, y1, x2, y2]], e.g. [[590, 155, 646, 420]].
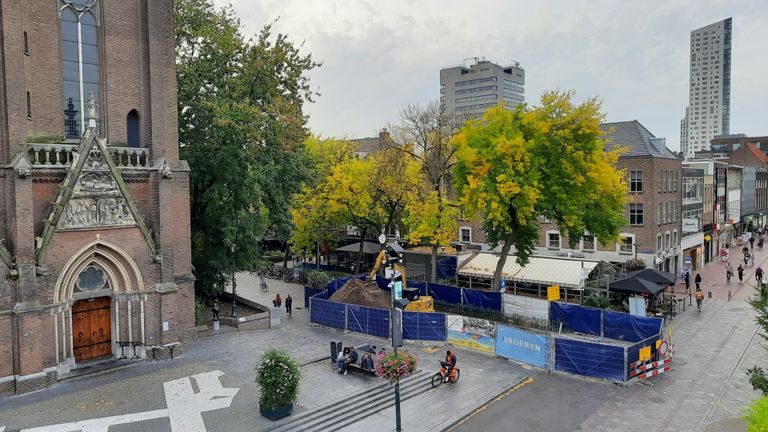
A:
[[452, 91, 627, 290], [391, 102, 460, 281], [175, 0, 319, 295], [747, 284, 768, 396]]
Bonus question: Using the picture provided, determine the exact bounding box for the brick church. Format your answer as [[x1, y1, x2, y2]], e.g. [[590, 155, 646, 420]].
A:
[[0, 0, 193, 394]]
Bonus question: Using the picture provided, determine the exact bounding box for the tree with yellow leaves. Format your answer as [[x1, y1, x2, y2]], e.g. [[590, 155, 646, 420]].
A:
[[452, 91, 627, 290]]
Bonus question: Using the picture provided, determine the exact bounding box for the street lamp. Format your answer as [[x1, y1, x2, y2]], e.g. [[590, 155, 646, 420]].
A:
[[231, 243, 237, 318]]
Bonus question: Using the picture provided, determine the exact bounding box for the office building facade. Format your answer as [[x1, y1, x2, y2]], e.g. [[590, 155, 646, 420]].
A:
[[440, 59, 525, 120]]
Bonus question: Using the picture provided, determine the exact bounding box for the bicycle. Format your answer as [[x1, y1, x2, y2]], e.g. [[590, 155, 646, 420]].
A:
[[431, 361, 460, 387]]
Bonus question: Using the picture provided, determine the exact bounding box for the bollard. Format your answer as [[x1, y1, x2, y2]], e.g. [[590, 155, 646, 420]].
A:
[[708, 291, 712, 298]]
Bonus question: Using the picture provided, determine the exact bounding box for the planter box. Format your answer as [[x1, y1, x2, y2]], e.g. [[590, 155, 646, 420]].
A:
[[260, 403, 293, 421]]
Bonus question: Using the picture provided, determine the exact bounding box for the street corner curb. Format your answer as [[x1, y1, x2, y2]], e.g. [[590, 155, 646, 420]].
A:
[[440, 375, 534, 432]]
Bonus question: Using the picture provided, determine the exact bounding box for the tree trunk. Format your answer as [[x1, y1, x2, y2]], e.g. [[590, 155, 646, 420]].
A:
[[282, 243, 290, 268], [493, 232, 515, 291], [430, 244, 438, 282], [355, 228, 367, 274]]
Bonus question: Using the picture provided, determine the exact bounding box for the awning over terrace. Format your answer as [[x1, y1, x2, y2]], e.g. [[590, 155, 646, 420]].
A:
[[458, 253, 598, 288]]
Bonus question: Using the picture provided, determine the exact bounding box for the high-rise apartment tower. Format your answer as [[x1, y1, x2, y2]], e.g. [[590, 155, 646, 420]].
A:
[[681, 18, 732, 158]]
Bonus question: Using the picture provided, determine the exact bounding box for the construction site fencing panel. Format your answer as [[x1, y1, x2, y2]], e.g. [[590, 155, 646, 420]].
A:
[[462, 288, 503, 311], [310, 296, 346, 330], [402, 311, 447, 341], [549, 302, 603, 336], [625, 335, 661, 380], [347, 304, 391, 338], [495, 324, 549, 368], [603, 311, 663, 342], [503, 293, 550, 321], [436, 256, 457, 280], [554, 337, 626, 382], [304, 286, 326, 308]]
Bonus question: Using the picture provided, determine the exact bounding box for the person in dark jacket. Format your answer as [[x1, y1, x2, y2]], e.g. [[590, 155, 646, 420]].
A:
[[738, 264, 745, 283], [695, 273, 702, 291], [285, 295, 293, 316], [684, 271, 690, 292]]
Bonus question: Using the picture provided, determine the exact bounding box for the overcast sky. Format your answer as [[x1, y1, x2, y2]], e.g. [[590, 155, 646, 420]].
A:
[[213, 0, 768, 151]]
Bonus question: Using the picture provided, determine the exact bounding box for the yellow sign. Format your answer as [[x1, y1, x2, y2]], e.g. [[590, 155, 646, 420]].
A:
[[639, 346, 651, 362], [704, 235, 711, 241], [656, 339, 663, 349], [547, 285, 560, 301]]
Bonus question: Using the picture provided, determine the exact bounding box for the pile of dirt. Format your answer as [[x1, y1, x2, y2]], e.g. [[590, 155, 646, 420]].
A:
[[329, 279, 391, 309]]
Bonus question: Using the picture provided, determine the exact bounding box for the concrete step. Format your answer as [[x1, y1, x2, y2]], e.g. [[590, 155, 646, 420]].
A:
[[268, 370, 432, 432]]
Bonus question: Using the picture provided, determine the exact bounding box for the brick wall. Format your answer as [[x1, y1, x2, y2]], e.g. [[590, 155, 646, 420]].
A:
[[0, 0, 193, 395]]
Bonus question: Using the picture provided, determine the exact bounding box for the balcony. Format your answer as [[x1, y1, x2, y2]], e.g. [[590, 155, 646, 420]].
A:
[[27, 143, 150, 168]]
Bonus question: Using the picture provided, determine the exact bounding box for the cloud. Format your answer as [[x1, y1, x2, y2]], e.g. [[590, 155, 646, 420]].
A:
[[215, 0, 768, 150]]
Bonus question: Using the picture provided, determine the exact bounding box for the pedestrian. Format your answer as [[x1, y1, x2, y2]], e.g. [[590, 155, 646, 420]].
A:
[[726, 262, 733, 283], [738, 264, 745, 283], [285, 294, 293, 316], [695, 272, 702, 291], [750, 236, 756, 250], [695, 288, 704, 312], [212, 298, 220, 321], [684, 271, 691, 292], [273, 293, 282, 308], [757, 267, 765, 286]]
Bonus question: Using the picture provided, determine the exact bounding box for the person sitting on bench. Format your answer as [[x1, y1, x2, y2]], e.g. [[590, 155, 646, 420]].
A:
[[360, 352, 374, 371], [347, 347, 359, 365], [336, 347, 349, 374]]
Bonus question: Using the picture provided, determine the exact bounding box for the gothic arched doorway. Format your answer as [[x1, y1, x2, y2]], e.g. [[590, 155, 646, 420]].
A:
[[72, 296, 112, 361]]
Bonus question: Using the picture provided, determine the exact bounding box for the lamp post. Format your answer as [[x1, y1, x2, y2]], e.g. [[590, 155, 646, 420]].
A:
[[231, 243, 237, 318]]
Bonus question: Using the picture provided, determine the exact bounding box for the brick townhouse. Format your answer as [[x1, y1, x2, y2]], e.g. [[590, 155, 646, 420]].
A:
[[0, 0, 193, 395]]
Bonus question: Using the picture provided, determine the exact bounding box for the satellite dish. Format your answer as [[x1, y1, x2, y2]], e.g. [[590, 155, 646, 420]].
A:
[[378, 234, 387, 245]]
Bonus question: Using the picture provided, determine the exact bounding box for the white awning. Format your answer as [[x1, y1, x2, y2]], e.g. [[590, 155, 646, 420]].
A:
[[458, 254, 598, 288]]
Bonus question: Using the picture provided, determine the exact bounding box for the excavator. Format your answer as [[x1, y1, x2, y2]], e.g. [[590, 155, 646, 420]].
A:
[[368, 245, 434, 312]]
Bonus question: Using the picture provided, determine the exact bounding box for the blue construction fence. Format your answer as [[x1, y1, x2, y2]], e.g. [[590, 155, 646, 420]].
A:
[[549, 302, 662, 342], [309, 289, 446, 342]]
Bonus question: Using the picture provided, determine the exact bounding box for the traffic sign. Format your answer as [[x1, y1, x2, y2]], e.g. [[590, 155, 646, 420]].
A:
[[547, 285, 560, 301]]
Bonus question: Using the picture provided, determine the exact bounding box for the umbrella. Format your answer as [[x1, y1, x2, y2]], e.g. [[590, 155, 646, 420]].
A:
[[609, 276, 667, 296], [628, 268, 676, 285]]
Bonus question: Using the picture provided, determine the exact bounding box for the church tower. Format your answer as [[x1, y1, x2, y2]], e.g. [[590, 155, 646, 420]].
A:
[[0, 0, 193, 395]]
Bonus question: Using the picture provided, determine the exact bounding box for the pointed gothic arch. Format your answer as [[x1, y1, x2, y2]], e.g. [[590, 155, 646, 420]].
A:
[[54, 239, 143, 304]]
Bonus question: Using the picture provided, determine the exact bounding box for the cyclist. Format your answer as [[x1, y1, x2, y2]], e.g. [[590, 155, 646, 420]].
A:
[[442, 350, 457, 383]]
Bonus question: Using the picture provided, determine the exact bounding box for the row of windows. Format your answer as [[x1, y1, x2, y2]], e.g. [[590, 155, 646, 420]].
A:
[[455, 102, 497, 112], [456, 94, 497, 104], [546, 232, 597, 251], [656, 231, 679, 251], [455, 76, 497, 87], [658, 201, 678, 225], [455, 85, 496, 95], [502, 79, 524, 93]]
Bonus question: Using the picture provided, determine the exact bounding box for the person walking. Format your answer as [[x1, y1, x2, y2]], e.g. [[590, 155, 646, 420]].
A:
[[726, 262, 733, 283], [695, 272, 702, 291], [750, 236, 756, 250], [738, 264, 745, 283], [695, 288, 704, 312], [285, 294, 293, 316], [757, 267, 765, 286], [684, 271, 691, 293], [212, 298, 220, 321]]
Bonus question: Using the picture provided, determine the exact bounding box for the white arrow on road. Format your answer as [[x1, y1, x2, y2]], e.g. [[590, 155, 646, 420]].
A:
[[8, 370, 239, 432]]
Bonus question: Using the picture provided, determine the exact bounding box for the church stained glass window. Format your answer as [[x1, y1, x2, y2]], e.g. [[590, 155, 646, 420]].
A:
[[59, 0, 100, 138]]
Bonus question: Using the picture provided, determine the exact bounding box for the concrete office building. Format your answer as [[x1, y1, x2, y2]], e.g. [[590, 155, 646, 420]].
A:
[[439, 58, 525, 120], [681, 18, 732, 158]]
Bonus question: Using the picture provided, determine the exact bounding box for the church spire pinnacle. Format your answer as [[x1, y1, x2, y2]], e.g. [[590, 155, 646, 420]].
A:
[[87, 92, 96, 129]]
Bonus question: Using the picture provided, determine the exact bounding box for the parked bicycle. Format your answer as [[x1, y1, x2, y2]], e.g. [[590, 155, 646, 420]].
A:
[[431, 361, 461, 387]]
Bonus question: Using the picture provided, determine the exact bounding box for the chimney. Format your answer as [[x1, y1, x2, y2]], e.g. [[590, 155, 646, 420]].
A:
[[379, 128, 391, 148]]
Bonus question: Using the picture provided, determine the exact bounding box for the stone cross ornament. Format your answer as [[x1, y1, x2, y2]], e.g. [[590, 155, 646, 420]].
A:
[[87, 91, 96, 129]]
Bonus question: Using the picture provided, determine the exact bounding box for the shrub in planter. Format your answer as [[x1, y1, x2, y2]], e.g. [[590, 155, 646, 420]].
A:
[[256, 348, 301, 420], [624, 258, 646, 272], [375, 350, 417, 384]]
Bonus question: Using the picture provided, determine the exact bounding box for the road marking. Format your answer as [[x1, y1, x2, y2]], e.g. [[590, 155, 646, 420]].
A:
[[6, 370, 239, 432]]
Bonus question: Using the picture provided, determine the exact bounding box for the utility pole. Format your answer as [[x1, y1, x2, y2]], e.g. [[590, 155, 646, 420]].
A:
[[231, 243, 238, 318]]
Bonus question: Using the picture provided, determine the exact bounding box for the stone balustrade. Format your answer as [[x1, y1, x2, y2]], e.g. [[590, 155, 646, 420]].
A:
[[27, 143, 150, 168]]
